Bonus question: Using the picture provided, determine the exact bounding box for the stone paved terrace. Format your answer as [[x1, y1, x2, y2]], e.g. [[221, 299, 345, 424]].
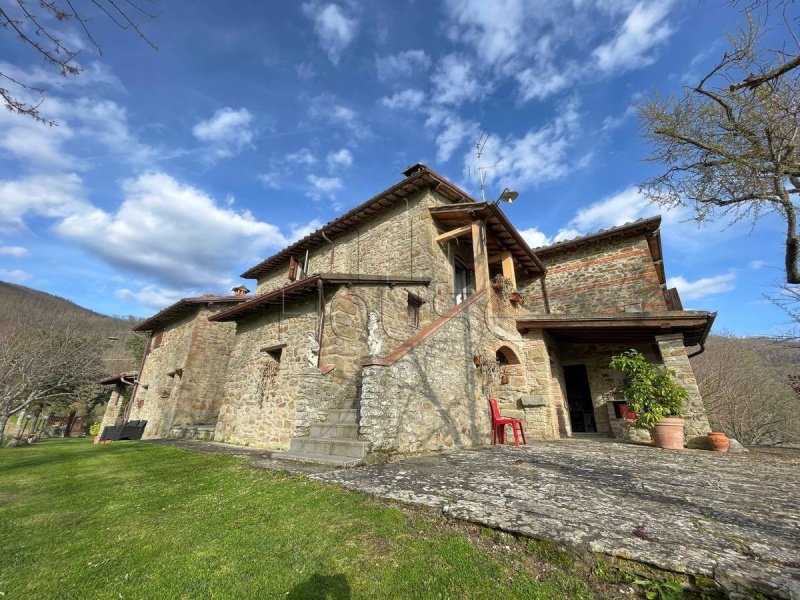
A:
[[314, 439, 800, 599]]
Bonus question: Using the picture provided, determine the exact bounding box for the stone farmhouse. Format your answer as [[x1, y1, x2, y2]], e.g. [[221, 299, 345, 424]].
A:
[[103, 164, 714, 464]]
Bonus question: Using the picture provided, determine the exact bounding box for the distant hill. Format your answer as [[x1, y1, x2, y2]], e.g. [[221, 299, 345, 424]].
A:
[[0, 280, 142, 373]]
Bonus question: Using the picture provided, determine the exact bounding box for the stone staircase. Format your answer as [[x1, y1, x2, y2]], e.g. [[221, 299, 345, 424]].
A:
[[284, 401, 369, 467]]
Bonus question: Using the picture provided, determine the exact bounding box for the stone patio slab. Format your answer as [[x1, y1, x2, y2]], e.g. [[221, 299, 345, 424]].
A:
[[314, 439, 800, 599]]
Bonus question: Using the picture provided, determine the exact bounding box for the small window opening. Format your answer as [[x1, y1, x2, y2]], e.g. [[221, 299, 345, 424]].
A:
[[261, 344, 285, 362], [495, 346, 521, 365], [150, 330, 164, 350], [288, 256, 299, 282], [407, 293, 424, 327]]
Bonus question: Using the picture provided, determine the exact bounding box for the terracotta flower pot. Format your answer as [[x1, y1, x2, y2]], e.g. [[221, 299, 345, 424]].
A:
[[510, 291, 523, 304], [650, 417, 685, 450], [707, 431, 730, 452]]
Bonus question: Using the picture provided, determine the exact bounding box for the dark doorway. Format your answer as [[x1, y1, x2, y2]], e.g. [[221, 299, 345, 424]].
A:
[[563, 365, 597, 433]]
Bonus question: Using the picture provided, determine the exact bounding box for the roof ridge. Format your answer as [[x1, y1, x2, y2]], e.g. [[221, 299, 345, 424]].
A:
[[533, 215, 662, 254]]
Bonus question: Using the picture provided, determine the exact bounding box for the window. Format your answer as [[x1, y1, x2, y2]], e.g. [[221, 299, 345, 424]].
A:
[[150, 329, 164, 350], [407, 293, 423, 327]]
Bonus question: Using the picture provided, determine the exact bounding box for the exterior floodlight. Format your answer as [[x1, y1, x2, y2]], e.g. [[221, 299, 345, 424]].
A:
[[495, 188, 519, 206]]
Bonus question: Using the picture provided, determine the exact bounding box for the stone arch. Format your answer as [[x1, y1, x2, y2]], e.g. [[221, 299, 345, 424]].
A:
[[495, 345, 521, 366]]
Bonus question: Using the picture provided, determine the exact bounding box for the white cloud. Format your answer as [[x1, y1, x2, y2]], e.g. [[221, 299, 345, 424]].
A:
[[54, 172, 287, 288], [302, 2, 359, 65], [308, 94, 371, 139], [0, 268, 32, 282], [748, 260, 768, 270], [443, 0, 526, 66], [192, 107, 254, 160], [69, 98, 154, 164], [432, 54, 487, 106], [519, 227, 551, 249], [668, 273, 735, 300], [286, 148, 318, 166], [593, 1, 674, 72], [289, 219, 324, 242], [570, 186, 654, 232], [0, 246, 28, 257], [375, 50, 431, 81], [427, 109, 480, 163], [0, 101, 75, 168], [381, 89, 426, 111], [326, 148, 353, 169], [441, 0, 677, 103], [466, 97, 583, 189], [306, 174, 343, 200], [116, 285, 189, 310], [0, 173, 88, 232]]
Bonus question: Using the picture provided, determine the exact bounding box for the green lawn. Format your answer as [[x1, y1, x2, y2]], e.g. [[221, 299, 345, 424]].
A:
[[0, 439, 608, 599]]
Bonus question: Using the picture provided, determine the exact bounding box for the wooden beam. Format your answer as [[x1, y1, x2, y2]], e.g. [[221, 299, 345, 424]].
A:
[[501, 252, 516, 289], [435, 224, 472, 243], [472, 220, 489, 292]]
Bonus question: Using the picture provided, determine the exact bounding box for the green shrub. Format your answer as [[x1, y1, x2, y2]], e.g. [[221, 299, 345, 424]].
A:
[[88, 422, 102, 436], [609, 350, 688, 430]]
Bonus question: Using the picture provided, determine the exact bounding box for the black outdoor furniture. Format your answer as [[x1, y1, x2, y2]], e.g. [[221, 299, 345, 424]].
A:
[[100, 420, 148, 441]]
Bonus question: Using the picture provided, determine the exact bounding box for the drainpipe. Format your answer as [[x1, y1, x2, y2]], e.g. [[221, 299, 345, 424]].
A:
[[321, 231, 335, 272], [316, 278, 325, 367], [687, 343, 706, 358], [404, 198, 413, 279], [540, 275, 551, 314]]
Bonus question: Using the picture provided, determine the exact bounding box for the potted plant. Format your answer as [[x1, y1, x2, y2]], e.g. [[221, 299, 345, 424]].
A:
[[509, 291, 523, 304], [89, 422, 102, 444], [609, 350, 688, 450]]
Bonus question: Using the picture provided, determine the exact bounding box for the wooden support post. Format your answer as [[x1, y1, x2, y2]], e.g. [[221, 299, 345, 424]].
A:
[[501, 252, 516, 289], [471, 220, 489, 291]]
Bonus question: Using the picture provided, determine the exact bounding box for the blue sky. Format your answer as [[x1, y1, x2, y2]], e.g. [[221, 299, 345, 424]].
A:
[[0, 0, 794, 335]]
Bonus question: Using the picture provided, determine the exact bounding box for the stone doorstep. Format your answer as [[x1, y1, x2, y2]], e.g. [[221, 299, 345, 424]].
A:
[[325, 409, 359, 423], [310, 422, 359, 438], [288, 437, 369, 459], [278, 451, 363, 468]]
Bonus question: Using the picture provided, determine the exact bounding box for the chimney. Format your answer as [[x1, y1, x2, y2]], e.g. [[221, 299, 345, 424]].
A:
[[231, 285, 250, 297]]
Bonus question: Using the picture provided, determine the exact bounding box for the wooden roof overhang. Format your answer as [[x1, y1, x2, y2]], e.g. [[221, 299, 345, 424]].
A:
[[241, 164, 476, 280], [428, 202, 545, 277], [210, 274, 431, 322], [98, 372, 138, 386], [133, 296, 248, 332], [516, 311, 716, 347]]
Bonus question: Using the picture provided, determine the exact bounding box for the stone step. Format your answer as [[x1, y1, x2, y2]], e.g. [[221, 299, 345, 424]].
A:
[[341, 400, 359, 410], [326, 409, 358, 423], [281, 452, 362, 467], [310, 422, 359, 439], [288, 436, 369, 459]]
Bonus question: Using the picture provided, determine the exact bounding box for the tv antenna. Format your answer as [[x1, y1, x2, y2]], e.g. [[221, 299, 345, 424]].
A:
[[464, 130, 500, 201]]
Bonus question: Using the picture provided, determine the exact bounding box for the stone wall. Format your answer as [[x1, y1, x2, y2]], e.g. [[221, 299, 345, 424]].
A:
[[170, 310, 237, 428], [100, 386, 130, 429], [655, 334, 711, 445], [254, 190, 459, 314], [128, 304, 238, 439], [129, 311, 197, 438], [519, 236, 667, 314], [360, 294, 513, 455], [214, 296, 331, 449]]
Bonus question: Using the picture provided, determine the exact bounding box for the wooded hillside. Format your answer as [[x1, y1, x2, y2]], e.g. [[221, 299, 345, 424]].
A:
[[692, 334, 800, 446], [0, 281, 143, 440]]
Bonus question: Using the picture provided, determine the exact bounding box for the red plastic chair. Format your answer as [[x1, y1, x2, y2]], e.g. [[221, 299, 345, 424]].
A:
[[489, 398, 527, 447]]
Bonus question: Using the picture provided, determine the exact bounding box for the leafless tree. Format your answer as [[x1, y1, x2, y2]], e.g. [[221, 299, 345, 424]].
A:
[[0, 0, 158, 125], [0, 326, 106, 442], [639, 3, 800, 283], [692, 334, 800, 445]]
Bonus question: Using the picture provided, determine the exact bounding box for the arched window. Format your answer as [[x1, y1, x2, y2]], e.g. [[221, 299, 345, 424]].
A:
[[495, 346, 520, 366]]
